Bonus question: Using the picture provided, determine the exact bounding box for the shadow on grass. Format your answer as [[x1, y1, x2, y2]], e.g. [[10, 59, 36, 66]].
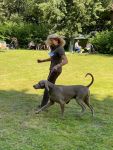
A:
[[0, 90, 113, 116], [0, 50, 5, 52], [0, 89, 42, 114], [0, 89, 113, 119]]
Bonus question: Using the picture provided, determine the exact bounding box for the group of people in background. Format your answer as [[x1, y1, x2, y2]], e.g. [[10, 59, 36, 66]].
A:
[[9, 37, 18, 49], [28, 39, 96, 54], [0, 37, 18, 50], [74, 40, 96, 54], [0, 36, 96, 54], [28, 41, 47, 50]]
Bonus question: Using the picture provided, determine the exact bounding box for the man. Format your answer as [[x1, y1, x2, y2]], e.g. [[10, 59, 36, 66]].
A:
[[75, 40, 81, 53], [36, 34, 68, 109]]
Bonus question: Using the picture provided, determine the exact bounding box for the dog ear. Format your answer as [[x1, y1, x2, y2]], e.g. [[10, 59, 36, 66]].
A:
[[45, 81, 49, 92]]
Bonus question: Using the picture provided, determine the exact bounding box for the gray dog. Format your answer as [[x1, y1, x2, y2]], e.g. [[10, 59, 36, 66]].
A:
[[33, 73, 94, 118]]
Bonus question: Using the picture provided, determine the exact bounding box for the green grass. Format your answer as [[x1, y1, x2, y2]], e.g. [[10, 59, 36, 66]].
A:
[[0, 50, 113, 150]]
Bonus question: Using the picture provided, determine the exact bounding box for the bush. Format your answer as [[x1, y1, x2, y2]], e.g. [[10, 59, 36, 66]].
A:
[[0, 21, 49, 48], [90, 30, 113, 54]]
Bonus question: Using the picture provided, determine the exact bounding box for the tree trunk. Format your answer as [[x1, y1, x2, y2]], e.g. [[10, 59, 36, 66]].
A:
[[69, 38, 74, 52], [111, 3, 113, 25], [111, 10, 113, 25]]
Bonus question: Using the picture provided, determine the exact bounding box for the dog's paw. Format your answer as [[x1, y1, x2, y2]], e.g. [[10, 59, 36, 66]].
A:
[[75, 113, 84, 117], [35, 110, 40, 114]]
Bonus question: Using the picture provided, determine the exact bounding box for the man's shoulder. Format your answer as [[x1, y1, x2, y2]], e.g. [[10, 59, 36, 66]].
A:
[[56, 46, 64, 51]]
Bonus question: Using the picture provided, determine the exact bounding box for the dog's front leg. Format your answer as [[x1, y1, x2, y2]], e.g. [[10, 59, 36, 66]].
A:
[[60, 102, 65, 119], [35, 101, 54, 114]]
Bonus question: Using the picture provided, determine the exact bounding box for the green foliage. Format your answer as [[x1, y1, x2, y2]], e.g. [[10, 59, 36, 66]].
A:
[[39, 0, 66, 31], [0, 0, 6, 23], [90, 30, 113, 54], [0, 0, 112, 48], [39, 0, 109, 38], [0, 22, 49, 47], [22, 0, 43, 23]]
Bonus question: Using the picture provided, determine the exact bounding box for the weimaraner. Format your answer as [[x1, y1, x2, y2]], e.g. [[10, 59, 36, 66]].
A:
[[33, 73, 94, 118]]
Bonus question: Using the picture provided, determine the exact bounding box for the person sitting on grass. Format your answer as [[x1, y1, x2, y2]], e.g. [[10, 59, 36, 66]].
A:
[[28, 41, 36, 50], [10, 37, 18, 49], [84, 42, 96, 54], [75, 40, 82, 53]]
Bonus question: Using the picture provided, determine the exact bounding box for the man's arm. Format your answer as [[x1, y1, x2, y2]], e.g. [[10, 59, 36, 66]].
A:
[[52, 55, 68, 71], [59, 55, 68, 67], [37, 57, 51, 63]]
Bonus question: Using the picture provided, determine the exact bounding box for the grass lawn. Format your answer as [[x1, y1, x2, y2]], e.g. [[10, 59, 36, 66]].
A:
[[0, 50, 113, 150]]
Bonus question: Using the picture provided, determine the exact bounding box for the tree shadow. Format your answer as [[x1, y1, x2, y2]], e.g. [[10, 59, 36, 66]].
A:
[[0, 89, 113, 123], [0, 89, 41, 114]]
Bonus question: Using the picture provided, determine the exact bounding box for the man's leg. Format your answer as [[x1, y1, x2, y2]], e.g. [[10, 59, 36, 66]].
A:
[[40, 71, 61, 107], [77, 48, 81, 53]]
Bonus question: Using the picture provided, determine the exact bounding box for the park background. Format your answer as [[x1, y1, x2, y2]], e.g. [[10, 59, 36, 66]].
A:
[[0, 0, 113, 53], [0, 1, 113, 150]]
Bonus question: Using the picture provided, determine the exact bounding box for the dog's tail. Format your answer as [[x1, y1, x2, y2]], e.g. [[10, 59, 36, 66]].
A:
[[85, 73, 94, 88]]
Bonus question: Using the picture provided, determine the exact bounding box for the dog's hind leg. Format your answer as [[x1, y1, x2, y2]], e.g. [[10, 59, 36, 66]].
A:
[[60, 103, 65, 118], [59, 100, 65, 119], [35, 101, 54, 114], [76, 97, 86, 115], [84, 96, 94, 116]]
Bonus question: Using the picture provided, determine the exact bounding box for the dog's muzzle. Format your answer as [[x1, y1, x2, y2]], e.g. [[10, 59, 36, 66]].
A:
[[33, 85, 37, 89]]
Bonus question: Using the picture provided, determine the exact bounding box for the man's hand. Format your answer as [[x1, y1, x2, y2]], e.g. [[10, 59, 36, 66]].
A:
[[37, 58, 51, 63], [52, 64, 61, 72], [37, 59, 43, 63]]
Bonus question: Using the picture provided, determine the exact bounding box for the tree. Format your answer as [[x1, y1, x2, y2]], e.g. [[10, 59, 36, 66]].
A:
[[0, 0, 112, 48], [39, 0, 66, 30], [22, 0, 43, 23], [0, 0, 5, 23], [39, 0, 105, 37], [111, 5, 113, 25], [2, 0, 26, 19]]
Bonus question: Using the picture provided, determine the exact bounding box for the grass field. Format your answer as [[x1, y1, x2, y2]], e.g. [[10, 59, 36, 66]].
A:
[[0, 50, 113, 150]]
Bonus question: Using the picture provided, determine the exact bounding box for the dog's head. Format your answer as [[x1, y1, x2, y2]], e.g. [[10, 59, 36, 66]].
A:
[[33, 80, 49, 91]]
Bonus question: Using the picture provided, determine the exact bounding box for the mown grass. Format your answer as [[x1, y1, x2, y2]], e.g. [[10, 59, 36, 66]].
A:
[[0, 50, 113, 150]]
